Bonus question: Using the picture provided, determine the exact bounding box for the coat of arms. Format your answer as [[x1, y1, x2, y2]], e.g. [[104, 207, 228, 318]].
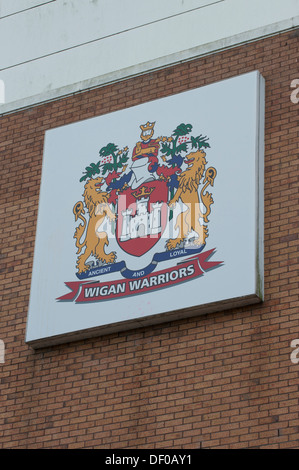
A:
[[58, 121, 222, 303]]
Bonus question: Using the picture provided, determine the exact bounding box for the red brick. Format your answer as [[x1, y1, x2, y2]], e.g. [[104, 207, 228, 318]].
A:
[[0, 29, 299, 449]]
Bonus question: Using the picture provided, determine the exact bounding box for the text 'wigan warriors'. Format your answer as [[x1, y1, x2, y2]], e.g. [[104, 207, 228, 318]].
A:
[[129, 265, 195, 291]]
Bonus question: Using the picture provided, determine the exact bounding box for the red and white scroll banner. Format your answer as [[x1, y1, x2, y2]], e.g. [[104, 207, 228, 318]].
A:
[[57, 249, 222, 303]]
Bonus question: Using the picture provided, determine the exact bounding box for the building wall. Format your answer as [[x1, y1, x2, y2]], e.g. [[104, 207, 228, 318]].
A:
[[0, 28, 299, 448], [1, 0, 299, 112]]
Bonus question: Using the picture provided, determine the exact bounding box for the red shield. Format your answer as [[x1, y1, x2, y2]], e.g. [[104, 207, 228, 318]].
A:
[[116, 180, 168, 256]]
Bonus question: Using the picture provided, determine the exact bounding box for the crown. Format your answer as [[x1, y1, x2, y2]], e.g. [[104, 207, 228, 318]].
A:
[[140, 121, 155, 132], [132, 185, 155, 199]]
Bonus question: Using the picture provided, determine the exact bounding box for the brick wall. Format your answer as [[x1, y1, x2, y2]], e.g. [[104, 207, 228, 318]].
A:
[[0, 29, 298, 449]]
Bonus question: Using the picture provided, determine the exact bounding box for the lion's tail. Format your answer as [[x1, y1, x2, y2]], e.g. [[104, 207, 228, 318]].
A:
[[201, 191, 214, 221], [73, 201, 86, 254], [200, 167, 217, 223]]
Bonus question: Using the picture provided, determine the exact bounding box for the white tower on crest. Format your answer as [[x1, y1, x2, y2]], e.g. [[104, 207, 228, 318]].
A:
[[120, 197, 163, 241]]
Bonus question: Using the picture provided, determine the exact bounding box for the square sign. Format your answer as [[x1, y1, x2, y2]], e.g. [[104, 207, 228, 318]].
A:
[[26, 71, 264, 348]]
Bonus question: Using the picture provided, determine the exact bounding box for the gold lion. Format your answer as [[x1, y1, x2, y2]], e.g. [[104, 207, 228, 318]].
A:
[[73, 177, 116, 273], [166, 149, 216, 250]]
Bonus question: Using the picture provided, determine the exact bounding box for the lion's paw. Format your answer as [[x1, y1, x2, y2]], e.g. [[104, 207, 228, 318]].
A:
[[166, 239, 179, 251], [105, 252, 117, 265], [108, 213, 116, 222], [168, 199, 177, 209], [77, 264, 90, 274], [194, 227, 208, 246]]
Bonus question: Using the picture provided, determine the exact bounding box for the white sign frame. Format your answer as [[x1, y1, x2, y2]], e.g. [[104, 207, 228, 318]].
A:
[[26, 71, 264, 348]]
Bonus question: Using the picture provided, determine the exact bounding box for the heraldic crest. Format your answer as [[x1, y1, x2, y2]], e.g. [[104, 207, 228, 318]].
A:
[[58, 121, 222, 303]]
